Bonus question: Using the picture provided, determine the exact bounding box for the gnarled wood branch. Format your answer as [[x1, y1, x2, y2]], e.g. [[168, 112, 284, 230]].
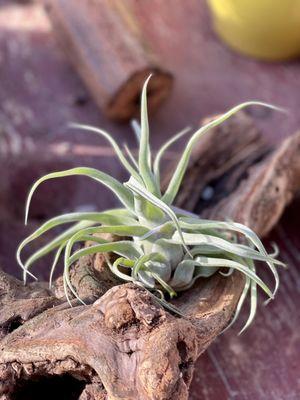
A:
[[1, 112, 300, 399], [44, 0, 173, 121]]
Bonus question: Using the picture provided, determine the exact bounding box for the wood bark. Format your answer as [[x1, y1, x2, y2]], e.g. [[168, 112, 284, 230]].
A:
[[1, 112, 300, 399], [44, 0, 173, 121]]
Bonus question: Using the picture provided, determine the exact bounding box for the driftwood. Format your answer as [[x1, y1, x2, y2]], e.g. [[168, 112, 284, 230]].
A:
[[174, 112, 300, 237], [44, 0, 173, 121], [1, 112, 300, 399]]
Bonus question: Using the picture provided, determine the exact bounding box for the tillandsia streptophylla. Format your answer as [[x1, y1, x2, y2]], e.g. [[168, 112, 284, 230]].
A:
[[17, 76, 286, 334]]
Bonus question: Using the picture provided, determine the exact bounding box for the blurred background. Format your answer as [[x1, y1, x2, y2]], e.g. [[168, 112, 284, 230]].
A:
[[0, 0, 299, 398]]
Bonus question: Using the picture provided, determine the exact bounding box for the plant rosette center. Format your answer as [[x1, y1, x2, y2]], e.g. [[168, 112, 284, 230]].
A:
[[17, 76, 286, 334]]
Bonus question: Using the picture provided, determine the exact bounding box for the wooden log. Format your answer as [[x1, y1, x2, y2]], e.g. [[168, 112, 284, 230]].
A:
[[202, 129, 300, 237], [162, 111, 271, 212], [173, 111, 300, 237], [44, 0, 173, 121], [1, 113, 300, 399]]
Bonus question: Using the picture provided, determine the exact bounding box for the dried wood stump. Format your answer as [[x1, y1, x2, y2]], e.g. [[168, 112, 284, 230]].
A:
[[44, 0, 173, 121], [1, 112, 300, 399]]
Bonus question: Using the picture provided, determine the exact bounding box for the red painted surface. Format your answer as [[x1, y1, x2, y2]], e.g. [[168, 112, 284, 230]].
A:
[[0, 1, 299, 398]]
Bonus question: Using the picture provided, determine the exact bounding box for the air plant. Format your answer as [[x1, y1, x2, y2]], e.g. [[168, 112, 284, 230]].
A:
[[17, 77, 285, 334]]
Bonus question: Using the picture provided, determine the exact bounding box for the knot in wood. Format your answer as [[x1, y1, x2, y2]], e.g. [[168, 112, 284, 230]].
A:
[[105, 300, 135, 330], [94, 285, 135, 330]]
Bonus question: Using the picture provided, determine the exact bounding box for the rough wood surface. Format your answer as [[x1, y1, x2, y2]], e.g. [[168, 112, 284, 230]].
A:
[[203, 129, 300, 237], [44, 0, 173, 121], [0, 1, 300, 398], [174, 112, 300, 237], [1, 113, 300, 399], [163, 111, 271, 212], [0, 277, 198, 400]]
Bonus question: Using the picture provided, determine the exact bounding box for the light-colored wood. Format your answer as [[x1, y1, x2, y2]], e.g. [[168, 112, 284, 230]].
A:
[[44, 0, 173, 121], [2, 114, 300, 399]]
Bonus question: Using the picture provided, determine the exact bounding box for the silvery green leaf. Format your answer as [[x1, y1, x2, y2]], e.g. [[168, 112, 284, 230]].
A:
[[148, 261, 172, 282], [172, 232, 281, 265], [153, 126, 190, 184], [163, 101, 285, 205], [126, 177, 191, 256], [123, 143, 139, 169], [25, 167, 134, 225], [63, 260, 85, 306], [131, 119, 141, 143], [17, 209, 136, 272], [172, 206, 198, 218], [192, 256, 272, 298], [138, 75, 159, 195], [138, 221, 175, 241], [194, 264, 219, 278], [151, 239, 184, 270], [107, 257, 135, 282], [70, 224, 149, 239], [222, 276, 251, 334], [180, 217, 282, 296], [70, 123, 140, 180], [137, 271, 155, 288], [219, 267, 234, 277], [150, 271, 176, 297], [68, 240, 142, 266], [133, 192, 165, 223], [17, 79, 286, 334], [239, 259, 257, 334], [173, 261, 218, 292], [132, 253, 164, 280], [63, 225, 147, 277], [63, 271, 75, 307], [169, 260, 195, 288], [49, 242, 66, 289], [21, 220, 94, 283], [189, 245, 225, 256]]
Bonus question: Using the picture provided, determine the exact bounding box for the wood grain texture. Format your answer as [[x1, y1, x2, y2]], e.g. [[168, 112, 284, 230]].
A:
[[44, 0, 173, 121], [0, 0, 299, 399], [0, 118, 252, 399], [1, 109, 300, 399], [190, 208, 300, 400]]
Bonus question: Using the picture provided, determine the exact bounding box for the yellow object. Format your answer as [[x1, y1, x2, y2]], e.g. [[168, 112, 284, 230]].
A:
[[207, 0, 300, 61]]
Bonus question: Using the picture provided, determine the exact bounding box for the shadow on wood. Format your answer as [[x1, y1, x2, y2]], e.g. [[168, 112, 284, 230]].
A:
[[44, 0, 173, 121], [1, 113, 300, 399]]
